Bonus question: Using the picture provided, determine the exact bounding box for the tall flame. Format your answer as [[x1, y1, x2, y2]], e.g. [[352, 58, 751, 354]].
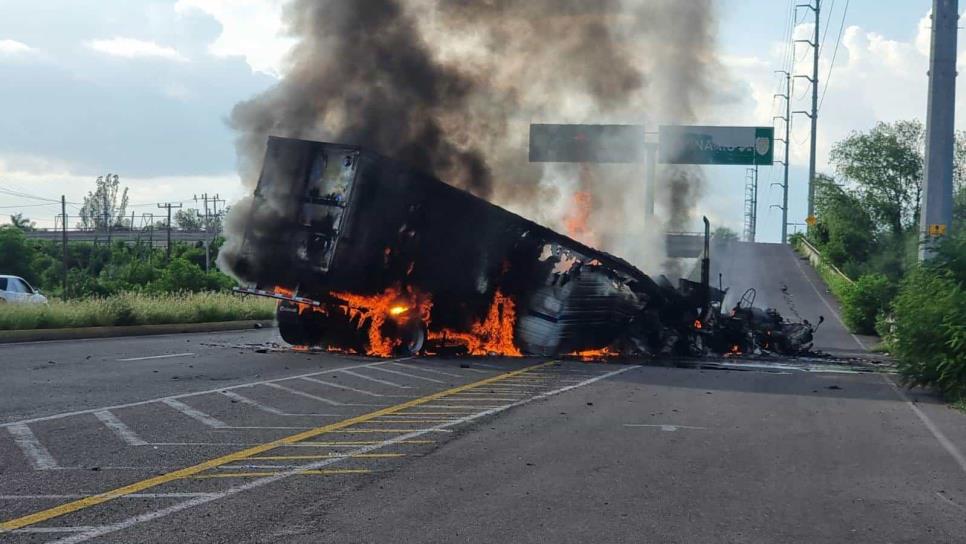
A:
[[430, 290, 522, 357]]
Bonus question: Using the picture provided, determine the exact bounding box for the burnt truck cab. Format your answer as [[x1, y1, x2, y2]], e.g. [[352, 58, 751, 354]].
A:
[[228, 136, 677, 356]]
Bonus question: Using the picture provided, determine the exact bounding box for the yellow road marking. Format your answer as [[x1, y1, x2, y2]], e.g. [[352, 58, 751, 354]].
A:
[[194, 469, 371, 479], [339, 428, 450, 433], [246, 453, 405, 460], [370, 419, 456, 424], [385, 412, 465, 416], [445, 397, 521, 402], [293, 440, 435, 446], [0, 361, 554, 532]]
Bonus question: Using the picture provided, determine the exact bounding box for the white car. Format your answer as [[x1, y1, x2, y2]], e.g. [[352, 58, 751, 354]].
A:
[[0, 275, 48, 304]]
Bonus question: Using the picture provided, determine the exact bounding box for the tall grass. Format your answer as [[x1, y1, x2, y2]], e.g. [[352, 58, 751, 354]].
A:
[[0, 292, 276, 331]]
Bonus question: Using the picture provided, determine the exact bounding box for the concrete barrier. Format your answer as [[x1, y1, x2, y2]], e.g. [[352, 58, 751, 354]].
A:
[[0, 320, 275, 344]]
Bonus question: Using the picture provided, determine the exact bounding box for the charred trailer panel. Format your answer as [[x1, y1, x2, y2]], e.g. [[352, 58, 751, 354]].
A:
[[230, 136, 655, 356]]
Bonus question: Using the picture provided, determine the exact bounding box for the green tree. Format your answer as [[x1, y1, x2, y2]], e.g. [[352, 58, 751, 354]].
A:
[[9, 213, 36, 231], [79, 173, 129, 230], [830, 120, 924, 238], [174, 209, 203, 231], [811, 174, 877, 274], [0, 226, 38, 281]]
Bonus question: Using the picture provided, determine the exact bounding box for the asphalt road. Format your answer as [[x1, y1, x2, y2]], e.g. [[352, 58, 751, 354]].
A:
[[1, 245, 965, 543]]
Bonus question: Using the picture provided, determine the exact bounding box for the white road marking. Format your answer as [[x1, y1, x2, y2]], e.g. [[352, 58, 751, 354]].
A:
[[299, 376, 391, 398], [116, 353, 194, 362], [389, 362, 463, 378], [7, 423, 59, 470], [883, 375, 966, 475], [470, 363, 509, 370], [623, 424, 708, 432], [12, 526, 106, 534], [161, 399, 227, 428], [792, 255, 868, 351], [46, 365, 639, 544], [220, 391, 289, 415], [0, 359, 398, 430], [262, 382, 343, 406], [369, 366, 446, 384], [93, 410, 148, 446], [338, 369, 410, 388]]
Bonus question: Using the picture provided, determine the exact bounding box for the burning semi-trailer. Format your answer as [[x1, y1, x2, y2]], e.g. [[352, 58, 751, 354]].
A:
[[225, 136, 819, 359]]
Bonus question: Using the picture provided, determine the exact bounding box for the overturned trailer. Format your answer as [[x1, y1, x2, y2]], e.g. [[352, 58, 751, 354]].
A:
[[227, 136, 815, 358]]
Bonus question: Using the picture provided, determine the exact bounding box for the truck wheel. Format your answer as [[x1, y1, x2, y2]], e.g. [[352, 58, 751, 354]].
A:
[[394, 322, 426, 357]]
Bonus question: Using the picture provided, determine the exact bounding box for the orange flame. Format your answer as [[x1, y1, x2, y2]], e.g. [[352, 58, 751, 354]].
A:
[[429, 290, 522, 357], [693, 320, 703, 330], [330, 287, 431, 358], [569, 346, 617, 361], [563, 191, 595, 244]]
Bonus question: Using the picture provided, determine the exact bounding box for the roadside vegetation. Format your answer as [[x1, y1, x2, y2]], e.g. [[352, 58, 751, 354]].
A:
[[0, 221, 275, 330], [0, 291, 275, 331], [797, 120, 966, 402]]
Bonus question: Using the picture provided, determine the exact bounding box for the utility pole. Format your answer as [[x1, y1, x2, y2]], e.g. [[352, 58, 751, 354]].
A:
[[61, 195, 68, 299], [158, 202, 182, 260], [774, 70, 792, 243], [195, 193, 213, 273], [743, 167, 759, 242], [794, 0, 820, 225], [920, 0, 959, 261]]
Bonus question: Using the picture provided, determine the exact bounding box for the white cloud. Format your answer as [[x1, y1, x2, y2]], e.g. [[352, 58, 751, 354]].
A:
[[0, 154, 245, 229], [174, 0, 294, 77], [0, 39, 34, 55], [86, 37, 189, 62]]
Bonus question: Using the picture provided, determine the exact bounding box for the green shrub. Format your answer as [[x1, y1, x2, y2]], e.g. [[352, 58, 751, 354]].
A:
[[890, 232, 966, 400], [892, 268, 966, 400], [841, 273, 897, 335], [0, 292, 275, 331]]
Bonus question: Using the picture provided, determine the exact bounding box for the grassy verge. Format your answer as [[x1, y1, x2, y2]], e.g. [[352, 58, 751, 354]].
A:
[[0, 292, 276, 331]]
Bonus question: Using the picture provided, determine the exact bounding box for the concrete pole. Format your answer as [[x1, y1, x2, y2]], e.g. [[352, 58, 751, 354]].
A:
[[782, 73, 791, 243], [807, 0, 820, 221], [920, 0, 958, 261]]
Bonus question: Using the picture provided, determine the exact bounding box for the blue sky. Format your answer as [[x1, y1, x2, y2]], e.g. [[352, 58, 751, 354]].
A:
[[0, 0, 953, 243]]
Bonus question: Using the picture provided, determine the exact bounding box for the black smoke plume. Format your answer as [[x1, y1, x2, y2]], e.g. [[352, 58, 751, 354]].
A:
[[219, 0, 718, 281]]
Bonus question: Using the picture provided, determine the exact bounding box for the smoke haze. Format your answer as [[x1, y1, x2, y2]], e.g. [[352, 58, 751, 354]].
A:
[[220, 0, 719, 278]]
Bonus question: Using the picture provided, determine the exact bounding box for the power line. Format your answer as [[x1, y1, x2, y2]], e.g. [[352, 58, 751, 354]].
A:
[[818, 0, 837, 55], [819, 0, 850, 111], [0, 202, 59, 209]]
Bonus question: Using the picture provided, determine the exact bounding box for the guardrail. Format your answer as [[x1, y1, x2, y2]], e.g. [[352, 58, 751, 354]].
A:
[[796, 237, 855, 287]]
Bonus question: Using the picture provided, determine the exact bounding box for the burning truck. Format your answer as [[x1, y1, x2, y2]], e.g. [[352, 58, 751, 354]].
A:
[[225, 136, 819, 358]]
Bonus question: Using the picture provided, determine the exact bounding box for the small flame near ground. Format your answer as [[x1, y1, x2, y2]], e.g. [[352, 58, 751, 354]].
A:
[[569, 346, 617, 361]]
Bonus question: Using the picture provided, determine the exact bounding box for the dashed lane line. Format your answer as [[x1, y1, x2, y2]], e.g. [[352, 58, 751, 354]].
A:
[[7, 424, 59, 470], [298, 376, 394, 398], [219, 390, 344, 417], [388, 362, 464, 378], [36, 364, 638, 544], [369, 366, 447, 384], [116, 353, 195, 362], [337, 368, 411, 388], [93, 411, 148, 446], [0, 361, 554, 534], [262, 382, 345, 406], [161, 399, 228, 428]]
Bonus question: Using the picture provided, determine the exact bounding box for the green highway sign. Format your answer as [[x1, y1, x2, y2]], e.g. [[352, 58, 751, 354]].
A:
[[529, 124, 646, 163], [659, 125, 774, 166]]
